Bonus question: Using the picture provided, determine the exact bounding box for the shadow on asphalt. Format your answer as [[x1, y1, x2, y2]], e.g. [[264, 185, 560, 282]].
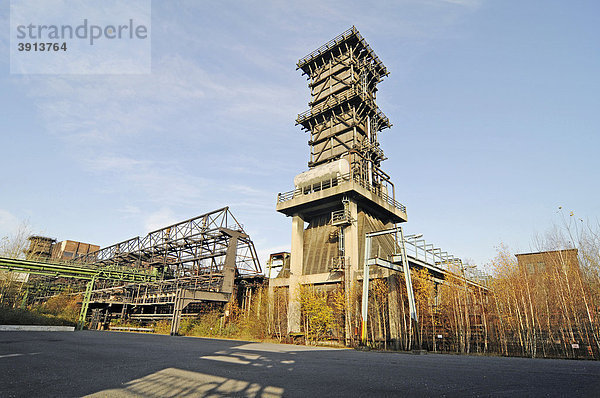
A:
[[86, 340, 336, 397], [87, 367, 285, 397]]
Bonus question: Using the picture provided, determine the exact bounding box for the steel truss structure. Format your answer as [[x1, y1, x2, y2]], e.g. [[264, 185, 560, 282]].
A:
[[71, 207, 263, 334], [74, 207, 261, 278], [295, 26, 395, 197]]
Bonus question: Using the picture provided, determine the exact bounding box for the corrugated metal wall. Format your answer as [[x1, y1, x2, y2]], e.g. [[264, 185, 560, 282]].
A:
[[359, 212, 396, 263], [302, 208, 396, 275], [303, 214, 339, 274]]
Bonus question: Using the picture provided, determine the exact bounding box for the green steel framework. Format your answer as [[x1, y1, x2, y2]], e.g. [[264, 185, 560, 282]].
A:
[[0, 256, 157, 329]]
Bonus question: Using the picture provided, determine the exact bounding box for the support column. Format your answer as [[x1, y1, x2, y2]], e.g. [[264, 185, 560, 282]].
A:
[[344, 200, 360, 278], [387, 273, 401, 350], [77, 276, 96, 330], [344, 200, 359, 343], [287, 214, 304, 334], [267, 273, 275, 337], [170, 288, 184, 336], [361, 234, 371, 344], [218, 228, 243, 295]]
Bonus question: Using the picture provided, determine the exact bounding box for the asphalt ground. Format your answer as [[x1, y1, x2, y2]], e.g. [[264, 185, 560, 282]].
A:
[[0, 331, 599, 397]]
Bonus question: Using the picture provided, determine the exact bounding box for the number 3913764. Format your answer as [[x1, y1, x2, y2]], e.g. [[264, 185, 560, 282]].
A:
[[18, 42, 67, 51]]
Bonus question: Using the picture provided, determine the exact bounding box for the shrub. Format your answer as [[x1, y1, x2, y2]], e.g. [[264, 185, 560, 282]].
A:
[[0, 304, 75, 326]]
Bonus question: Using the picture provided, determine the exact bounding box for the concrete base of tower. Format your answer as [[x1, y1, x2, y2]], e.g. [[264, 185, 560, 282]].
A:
[[275, 191, 406, 340]]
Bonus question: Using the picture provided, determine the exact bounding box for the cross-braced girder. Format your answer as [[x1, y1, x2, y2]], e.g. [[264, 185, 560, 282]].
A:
[[73, 207, 262, 277]]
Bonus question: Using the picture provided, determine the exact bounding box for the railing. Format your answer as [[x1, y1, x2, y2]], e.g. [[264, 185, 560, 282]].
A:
[[399, 239, 489, 287], [297, 26, 388, 77], [277, 172, 406, 215], [297, 27, 358, 69], [350, 174, 406, 213], [364, 228, 489, 288], [331, 209, 350, 225], [109, 326, 154, 333], [297, 86, 363, 125], [296, 86, 390, 130], [402, 239, 456, 273], [277, 173, 349, 204], [329, 256, 347, 271]]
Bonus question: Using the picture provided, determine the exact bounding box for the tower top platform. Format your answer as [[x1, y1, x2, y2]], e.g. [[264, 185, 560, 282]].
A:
[[297, 26, 388, 77]]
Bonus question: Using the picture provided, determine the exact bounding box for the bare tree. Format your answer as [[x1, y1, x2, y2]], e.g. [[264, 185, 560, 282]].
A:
[[0, 221, 31, 259]]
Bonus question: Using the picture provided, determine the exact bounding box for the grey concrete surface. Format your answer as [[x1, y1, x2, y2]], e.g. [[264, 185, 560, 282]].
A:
[[0, 331, 598, 397]]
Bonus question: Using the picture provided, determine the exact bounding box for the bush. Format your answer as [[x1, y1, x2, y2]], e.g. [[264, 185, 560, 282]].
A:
[[167, 311, 244, 339], [0, 292, 80, 327], [0, 304, 75, 326], [34, 293, 81, 323], [154, 319, 171, 335], [110, 318, 142, 328], [185, 312, 223, 337]]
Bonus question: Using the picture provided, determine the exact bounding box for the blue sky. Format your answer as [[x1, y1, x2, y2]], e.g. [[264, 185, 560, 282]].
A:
[[1, 1, 598, 270]]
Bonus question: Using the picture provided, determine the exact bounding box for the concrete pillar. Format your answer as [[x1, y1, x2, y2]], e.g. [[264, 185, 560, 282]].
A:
[[267, 273, 275, 336], [343, 200, 360, 342], [344, 200, 360, 277], [287, 213, 304, 334], [387, 273, 401, 350]]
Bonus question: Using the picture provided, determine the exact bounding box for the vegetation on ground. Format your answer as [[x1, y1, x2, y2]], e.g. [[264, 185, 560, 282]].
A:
[[151, 289, 284, 342], [1, 223, 80, 326], [0, 293, 80, 326]]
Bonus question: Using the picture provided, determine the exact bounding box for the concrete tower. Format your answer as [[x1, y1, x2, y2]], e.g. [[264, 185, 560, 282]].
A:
[[276, 27, 407, 336]]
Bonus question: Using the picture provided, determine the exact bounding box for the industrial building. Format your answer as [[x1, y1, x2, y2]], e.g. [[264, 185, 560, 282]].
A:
[[516, 249, 579, 275], [26, 235, 99, 262]]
